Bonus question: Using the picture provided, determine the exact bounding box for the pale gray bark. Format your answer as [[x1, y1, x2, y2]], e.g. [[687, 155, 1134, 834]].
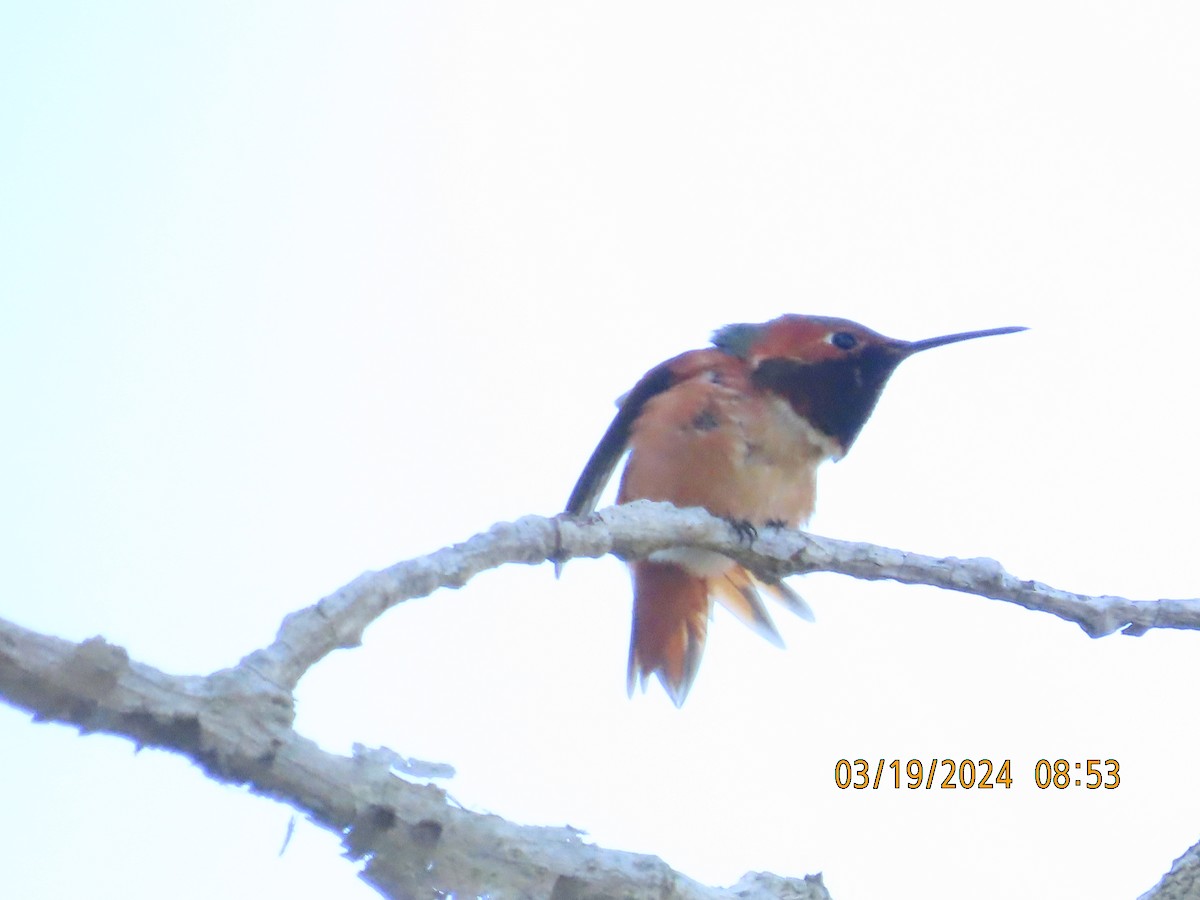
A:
[[1139, 840, 1200, 900], [2, 501, 1197, 898]]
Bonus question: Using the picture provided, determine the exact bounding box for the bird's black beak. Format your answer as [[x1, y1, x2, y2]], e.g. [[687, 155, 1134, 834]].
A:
[[899, 325, 1028, 356]]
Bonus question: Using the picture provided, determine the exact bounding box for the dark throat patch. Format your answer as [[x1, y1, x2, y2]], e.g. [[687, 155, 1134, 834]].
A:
[[751, 345, 904, 453]]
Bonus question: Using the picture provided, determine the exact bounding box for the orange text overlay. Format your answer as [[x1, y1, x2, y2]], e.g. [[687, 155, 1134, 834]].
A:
[[833, 759, 1121, 790]]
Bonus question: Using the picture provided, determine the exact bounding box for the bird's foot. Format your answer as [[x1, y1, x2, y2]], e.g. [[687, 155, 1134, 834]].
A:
[[724, 517, 758, 543]]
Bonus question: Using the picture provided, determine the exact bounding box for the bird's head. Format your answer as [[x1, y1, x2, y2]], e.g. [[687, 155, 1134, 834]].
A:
[[713, 314, 1026, 455]]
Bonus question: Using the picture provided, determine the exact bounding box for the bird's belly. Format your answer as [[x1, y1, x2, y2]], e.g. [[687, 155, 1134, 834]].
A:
[[728, 395, 837, 525], [619, 380, 837, 526]]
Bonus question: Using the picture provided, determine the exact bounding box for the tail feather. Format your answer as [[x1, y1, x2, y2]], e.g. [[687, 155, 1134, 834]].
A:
[[759, 577, 816, 623], [627, 560, 711, 706], [710, 567, 785, 648], [627, 560, 814, 706]]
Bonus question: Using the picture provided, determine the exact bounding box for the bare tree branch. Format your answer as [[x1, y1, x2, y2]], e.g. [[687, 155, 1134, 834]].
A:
[[2, 500, 1197, 898], [0, 615, 832, 900], [244, 501, 1200, 696], [1140, 838, 1200, 900]]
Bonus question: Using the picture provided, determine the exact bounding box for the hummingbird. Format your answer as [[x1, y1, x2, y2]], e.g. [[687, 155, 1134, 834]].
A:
[[564, 314, 1025, 706]]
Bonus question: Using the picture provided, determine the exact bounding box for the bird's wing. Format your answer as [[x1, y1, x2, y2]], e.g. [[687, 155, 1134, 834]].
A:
[[563, 360, 676, 516]]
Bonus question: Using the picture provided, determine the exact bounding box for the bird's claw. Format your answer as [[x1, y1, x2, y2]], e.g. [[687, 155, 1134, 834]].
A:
[[725, 517, 758, 543]]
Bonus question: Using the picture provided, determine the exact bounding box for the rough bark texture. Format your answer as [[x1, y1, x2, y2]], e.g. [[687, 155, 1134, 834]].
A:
[[0, 616, 832, 900], [2, 501, 1197, 898], [1139, 840, 1200, 900]]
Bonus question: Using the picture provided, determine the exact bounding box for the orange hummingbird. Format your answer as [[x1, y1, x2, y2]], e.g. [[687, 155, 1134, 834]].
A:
[[564, 314, 1025, 706]]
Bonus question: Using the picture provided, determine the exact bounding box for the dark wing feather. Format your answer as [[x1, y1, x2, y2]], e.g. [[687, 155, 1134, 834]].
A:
[[564, 361, 675, 515]]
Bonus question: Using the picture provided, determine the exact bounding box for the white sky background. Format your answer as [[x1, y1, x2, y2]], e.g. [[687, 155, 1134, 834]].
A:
[[2, 4, 1199, 899]]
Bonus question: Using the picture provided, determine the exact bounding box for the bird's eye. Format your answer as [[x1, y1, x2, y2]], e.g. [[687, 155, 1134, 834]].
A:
[[830, 331, 857, 350]]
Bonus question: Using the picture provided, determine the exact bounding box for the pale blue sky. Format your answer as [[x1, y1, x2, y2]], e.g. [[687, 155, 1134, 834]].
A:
[[3, 4, 1199, 899]]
